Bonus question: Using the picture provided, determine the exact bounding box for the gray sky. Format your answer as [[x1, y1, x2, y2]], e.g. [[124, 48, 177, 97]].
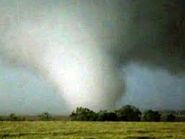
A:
[[0, 59, 185, 114], [122, 63, 185, 111], [0, 0, 185, 114], [0, 59, 66, 115]]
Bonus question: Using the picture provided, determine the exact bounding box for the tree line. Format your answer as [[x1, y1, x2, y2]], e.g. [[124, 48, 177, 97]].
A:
[[0, 105, 181, 122], [70, 105, 176, 122], [0, 112, 54, 121]]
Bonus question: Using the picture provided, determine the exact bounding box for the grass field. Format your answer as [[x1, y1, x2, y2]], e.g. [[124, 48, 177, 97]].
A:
[[0, 121, 185, 139]]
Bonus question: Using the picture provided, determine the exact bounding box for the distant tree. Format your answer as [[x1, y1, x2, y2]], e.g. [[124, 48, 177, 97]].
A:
[[70, 107, 97, 121], [39, 112, 52, 121], [115, 105, 141, 121], [97, 110, 117, 121], [0, 116, 3, 121], [143, 110, 161, 122], [9, 113, 18, 121], [165, 114, 176, 122]]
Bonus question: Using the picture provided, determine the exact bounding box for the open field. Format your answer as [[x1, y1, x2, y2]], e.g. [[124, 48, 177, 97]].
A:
[[0, 122, 185, 139]]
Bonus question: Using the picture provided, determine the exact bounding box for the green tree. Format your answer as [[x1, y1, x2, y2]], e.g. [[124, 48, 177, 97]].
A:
[[9, 113, 18, 121], [0, 116, 3, 121], [165, 114, 176, 122], [97, 110, 117, 121], [70, 107, 97, 121], [115, 105, 141, 121], [143, 110, 161, 122], [39, 112, 52, 121]]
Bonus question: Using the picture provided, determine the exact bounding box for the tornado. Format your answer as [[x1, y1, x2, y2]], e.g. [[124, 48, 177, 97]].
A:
[[0, 0, 184, 111]]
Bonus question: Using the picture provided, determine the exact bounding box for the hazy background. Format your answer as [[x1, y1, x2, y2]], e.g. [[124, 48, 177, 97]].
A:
[[0, 0, 185, 114], [1, 59, 185, 115]]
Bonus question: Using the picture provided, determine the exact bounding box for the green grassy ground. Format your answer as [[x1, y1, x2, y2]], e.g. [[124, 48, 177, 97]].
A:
[[0, 121, 184, 139]]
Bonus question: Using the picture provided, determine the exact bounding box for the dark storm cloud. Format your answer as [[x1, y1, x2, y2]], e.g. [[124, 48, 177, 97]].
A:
[[110, 0, 185, 73]]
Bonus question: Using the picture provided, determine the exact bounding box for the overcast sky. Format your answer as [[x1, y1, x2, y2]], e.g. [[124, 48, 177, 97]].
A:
[[1, 59, 185, 115]]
